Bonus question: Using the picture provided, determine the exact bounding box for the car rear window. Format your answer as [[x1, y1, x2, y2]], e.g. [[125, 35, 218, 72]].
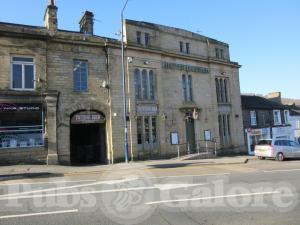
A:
[[257, 140, 272, 145]]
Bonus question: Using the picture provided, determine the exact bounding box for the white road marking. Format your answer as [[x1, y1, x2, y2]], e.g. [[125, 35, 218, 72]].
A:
[[0, 183, 208, 201], [0, 209, 78, 219], [263, 168, 300, 173], [148, 173, 230, 179], [145, 191, 281, 205], [0, 180, 97, 186], [0, 178, 137, 198]]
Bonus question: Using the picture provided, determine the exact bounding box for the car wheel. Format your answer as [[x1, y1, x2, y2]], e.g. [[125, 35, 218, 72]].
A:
[[276, 152, 285, 161]]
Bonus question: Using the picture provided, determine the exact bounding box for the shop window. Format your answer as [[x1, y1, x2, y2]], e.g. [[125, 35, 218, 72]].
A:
[[11, 56, 35, 90], [73, 60, 88, 92], [0, 103, 44, 149]]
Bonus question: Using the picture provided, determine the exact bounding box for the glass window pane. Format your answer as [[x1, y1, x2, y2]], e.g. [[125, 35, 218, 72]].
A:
[[24, 65, 34, 89], [12, 64, 22, 88], [182, 75, 187, 101], [142, 70, 148, 99], [151, 117, 157, 144], [134, 69, 141, 99], [215, 78, 220, 102], [144, 117, 150, 144], [13, 57, 34, 62], [149, 70, 155, 100], [73, 60, 88, 92], [137, 117, 143, 145], [188, 75, 193, 101]]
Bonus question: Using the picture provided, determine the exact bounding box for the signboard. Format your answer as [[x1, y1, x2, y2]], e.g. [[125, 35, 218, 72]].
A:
[[170, 132, 179, 145], [136, 105, 158, 116], [71, 112, 105, 124], [0, 103, 42, 112], [162, 61, 209, 74], [204, 130, 211, 141]]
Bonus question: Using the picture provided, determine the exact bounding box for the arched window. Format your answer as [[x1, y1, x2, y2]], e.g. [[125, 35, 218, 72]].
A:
[[182, 74, 187, 101], [215, 78, 220, 103], [134, 69, 141, 99], [187, 75, 193, 101], [219, 79, 224, 102], [224, 79, 228, 102], [142, 69, 148, 99], [149, 70, 155, 100]]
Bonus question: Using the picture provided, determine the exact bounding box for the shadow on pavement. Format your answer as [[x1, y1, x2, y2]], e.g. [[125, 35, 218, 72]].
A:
[[0, 172, 64, 182], [148, 161, 214, 169]]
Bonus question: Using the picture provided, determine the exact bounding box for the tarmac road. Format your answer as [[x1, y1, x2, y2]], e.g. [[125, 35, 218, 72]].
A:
[[0, 159, 300, 225]]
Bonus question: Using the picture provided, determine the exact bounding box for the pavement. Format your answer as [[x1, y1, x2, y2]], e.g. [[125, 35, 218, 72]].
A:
[[0, 156, 252, 181]]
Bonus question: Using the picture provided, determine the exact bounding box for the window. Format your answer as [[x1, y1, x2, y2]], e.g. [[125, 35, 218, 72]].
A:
[[149, 70, 155, 100], [136, 31, 142, 44], [215, 77, 229, 103], [136, 116, 157, 148], [182, 74, 193, 101], [134, 69, 156, 100], [142, 69, 148, 99], [73, 60, 88, 92], [284, 110, 290, 124], [218, 113, 231, 146], [186, 43, 190, 54], [250, 111, 257, 126], [0, 103, 44, 149], [145, 33, 150, 46], [215, 48, 220, 59], [180, 41, 184, 52], [215, 48, 224, 59], [134, 69, 141, 99], [220, 49, 224, 59], [273, 110, 281, 125], [11, 56, 35, 90], [296, 121, 300, 129]]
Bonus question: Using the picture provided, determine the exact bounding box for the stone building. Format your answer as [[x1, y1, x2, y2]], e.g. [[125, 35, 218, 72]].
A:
[[0, 1, 245, 165], [241, 94, 293, 155]]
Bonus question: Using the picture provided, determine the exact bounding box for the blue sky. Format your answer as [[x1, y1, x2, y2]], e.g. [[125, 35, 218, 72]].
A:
[[1, 0, 299, 98]]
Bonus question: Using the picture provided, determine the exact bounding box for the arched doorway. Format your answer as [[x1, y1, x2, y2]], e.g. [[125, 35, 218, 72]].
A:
[[70, 110, 106, 165]]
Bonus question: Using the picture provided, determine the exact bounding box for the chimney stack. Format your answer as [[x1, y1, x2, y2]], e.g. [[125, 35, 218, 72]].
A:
[[44, 0, 58, 35], [79, 11, 94, 35]]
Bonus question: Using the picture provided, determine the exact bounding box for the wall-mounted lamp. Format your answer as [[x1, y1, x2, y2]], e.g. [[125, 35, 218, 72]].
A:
[[127, 57, 133, 63], [144, 60, 149, 65], [100, 80, 110, 89]]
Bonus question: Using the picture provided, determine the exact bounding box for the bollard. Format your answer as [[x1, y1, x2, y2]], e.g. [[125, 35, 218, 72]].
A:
[[197, 143, 200, 155], [177, 145, 180, 160], [187, 143, 190, 155], [214, 141, 217, 156]]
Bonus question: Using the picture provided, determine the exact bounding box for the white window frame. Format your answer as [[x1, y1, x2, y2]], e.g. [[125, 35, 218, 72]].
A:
[[250, 111, 257, 126], [273, 110, 282, 125], [284, 110, 290, 124], [10, 56, 36, 91]]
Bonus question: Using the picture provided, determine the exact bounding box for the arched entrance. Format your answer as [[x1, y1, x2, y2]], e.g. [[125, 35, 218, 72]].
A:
[[70, 110, 106, 164]]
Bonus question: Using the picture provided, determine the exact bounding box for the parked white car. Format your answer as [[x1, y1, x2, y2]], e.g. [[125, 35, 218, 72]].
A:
[[254, 139, 300, 161]]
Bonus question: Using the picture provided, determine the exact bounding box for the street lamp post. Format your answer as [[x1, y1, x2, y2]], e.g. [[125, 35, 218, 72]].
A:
[[121, 0, 129, 163]]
